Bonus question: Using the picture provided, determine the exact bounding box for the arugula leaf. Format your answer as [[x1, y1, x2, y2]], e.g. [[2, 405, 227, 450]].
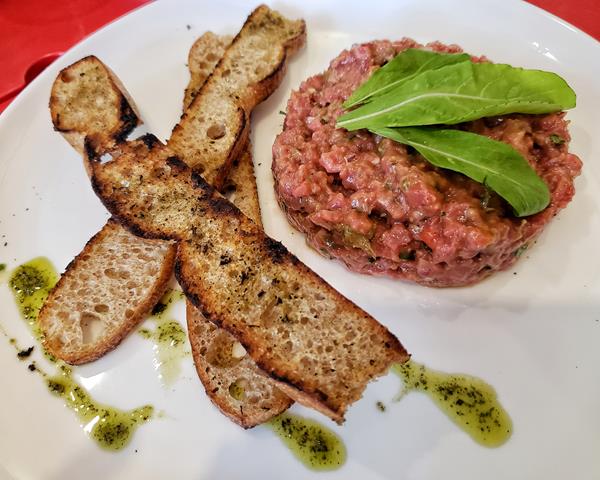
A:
[[343, 49, 471, 108], [337, 61, 576, 130], [371, 127, 550, 217]]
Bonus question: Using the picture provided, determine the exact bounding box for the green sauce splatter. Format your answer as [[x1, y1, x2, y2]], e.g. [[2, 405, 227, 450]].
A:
[[8, 257, 58, 341], [268, 412, 346, 471], [392, 360, 512, 447], [46, 365, 153, 450], [6, 257, 155, 451], [138, 289, 188, 386]]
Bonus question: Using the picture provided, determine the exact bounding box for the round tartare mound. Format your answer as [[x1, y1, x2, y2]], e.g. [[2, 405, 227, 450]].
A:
[[272, 39, 582, 287]]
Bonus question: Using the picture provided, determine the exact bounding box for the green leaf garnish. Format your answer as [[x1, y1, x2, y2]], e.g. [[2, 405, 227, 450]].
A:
[[343, 49, 471, 108], [372, 127, 550, 217], [334, 50, 575, 217], [337, 61, 575, 130]]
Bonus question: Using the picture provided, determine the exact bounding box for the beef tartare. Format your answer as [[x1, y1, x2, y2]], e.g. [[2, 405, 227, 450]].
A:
[[272, 39, 582, 287]]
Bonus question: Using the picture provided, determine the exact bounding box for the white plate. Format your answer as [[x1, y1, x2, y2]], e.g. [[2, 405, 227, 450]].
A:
[[1, 1, 599, 478]]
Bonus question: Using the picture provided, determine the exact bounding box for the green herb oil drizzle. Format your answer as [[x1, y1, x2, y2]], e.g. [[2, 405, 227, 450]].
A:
[[268, 412, 346, 471], [138, 289, 189, 386], [392, 360, 512, 447], [46, 364, 153, 451], [7, 257, 155, 451], [8, 257, 58, 342]]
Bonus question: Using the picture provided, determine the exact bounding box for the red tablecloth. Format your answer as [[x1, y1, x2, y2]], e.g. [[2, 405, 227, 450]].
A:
[[528, 0, 599, 40], [0, 0, 147, 112], [1, 0, 598, 112]]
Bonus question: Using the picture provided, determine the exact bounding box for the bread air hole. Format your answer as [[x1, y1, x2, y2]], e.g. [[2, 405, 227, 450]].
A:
[[104, 268, 118, 279], [231, 341, 247, 359], [228, 379, 247, 401], [60, 71, 74, 83], [94, 304, 109, 313], [80, 312, 104, 344], [222, 182, 237, 201], [206, 123, 226, 140], [206, 332, 241, 368]]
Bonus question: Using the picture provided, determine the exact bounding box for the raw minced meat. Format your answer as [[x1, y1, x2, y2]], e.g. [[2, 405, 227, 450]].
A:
[[272, 39, 582, 287]]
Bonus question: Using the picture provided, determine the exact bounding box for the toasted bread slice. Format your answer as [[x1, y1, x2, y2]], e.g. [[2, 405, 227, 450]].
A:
[[39, 218, 176, 364], [90, 147, 409, 423], [186, 302, 292, 428], [49, 56, 141, 164], [220, 149, 262, 224], [47, 44, 290, 426], [184, 32, 262, 223], [184, 32, 233, 110], [184, 33, 289, 426], [169, 5, 306, 189], [44, 60, 175, 364]]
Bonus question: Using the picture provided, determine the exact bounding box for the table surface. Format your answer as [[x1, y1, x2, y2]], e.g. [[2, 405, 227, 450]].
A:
[[0, 0, 598, 112]]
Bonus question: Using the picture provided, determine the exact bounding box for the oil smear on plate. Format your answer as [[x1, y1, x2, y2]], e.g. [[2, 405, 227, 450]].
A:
[[45, 363, 153, 450], [8, 257, 58, 342], [6, 257, 155, 451], [392, 360, 512, 447], [138, 289, 189, 386], [267, 412, 347, 471]]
